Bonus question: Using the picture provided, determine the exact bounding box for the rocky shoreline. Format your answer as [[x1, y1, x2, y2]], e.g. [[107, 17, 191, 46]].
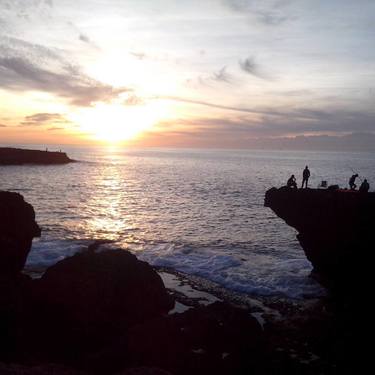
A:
[[0, 147, 74, 165], [0, 190, 360, 374]]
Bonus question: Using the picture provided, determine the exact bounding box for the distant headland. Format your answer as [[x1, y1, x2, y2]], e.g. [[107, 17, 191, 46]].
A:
[[0, 147, 74, 165]]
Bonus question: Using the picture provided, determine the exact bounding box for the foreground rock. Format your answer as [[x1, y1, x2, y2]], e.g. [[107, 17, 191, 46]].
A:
[[23, 249, 266, 375], [0, 189, 267, 373], [265, 186, 375, 284], [0, 147, 73, 165], [0, 191, 41, 275], [3, 190, 355, 374], [32, 249, 174, 359], [0, 191, 40, 361]]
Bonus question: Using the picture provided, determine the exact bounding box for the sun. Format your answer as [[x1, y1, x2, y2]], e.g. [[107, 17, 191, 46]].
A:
[[70, 102, 164, 143]]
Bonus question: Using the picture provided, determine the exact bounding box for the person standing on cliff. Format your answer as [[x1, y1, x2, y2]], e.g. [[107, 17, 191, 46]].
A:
[[359, 179, 370, 192], [349, 174, 358, 190], [301, 166, 310, 188], [287, 175, 297, 189]]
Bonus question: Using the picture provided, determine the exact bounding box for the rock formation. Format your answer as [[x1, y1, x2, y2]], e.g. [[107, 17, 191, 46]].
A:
[[2, 189, 355, 373], [0, 147, 73, 165], [0, 190, 269, 374], [0, 191, 41, 275], [32, 249, 174, 359], [0, 191, 41, 361], [265, 186, 375, 283]]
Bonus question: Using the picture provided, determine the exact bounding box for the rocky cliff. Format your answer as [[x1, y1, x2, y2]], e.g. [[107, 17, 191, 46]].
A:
[[265, 186, 375, 283], [0, 191, 41, 275], [0, 147, 73, 165]]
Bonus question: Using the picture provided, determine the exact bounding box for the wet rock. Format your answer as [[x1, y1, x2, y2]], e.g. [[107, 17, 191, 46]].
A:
[[0, 191, 41, 276]]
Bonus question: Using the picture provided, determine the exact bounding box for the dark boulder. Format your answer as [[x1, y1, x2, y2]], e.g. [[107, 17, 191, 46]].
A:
[[0, 191, 41, 276], [265, 186, 375, 284], [33, 249, 174, 358]]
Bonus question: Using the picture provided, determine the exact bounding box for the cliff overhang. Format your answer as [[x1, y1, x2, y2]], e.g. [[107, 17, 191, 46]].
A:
[[265, 186, 375, 283]]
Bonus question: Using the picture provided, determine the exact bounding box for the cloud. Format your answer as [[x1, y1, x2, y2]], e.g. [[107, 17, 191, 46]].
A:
[[130, 52, 146, 60], [153, 97, 375, 139], [158, 95, 268, 115], [47, 127, 64, 131], [0, 37, 130, 105], [123, 94, 145, 106], [250, 133, 375, 152], [79, 33, 91, 44], [0, 0, 53, 21], [0, 123, 7, 127], [144, 120, 375, 151], [20, 113, 68, 127], [77, 31, 99, 49], [158, 95, 375, 133], [239, 57, 269, 79], [223, 0, 292, 26], [212, 66, 232, 83]]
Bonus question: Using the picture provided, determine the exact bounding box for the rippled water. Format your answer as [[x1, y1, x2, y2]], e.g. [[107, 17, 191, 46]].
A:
[[1, 146, 374, 298]]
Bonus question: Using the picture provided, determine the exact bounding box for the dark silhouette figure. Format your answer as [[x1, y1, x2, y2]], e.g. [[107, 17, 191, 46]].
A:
[[301, 166, 310, 188], [287, 175, 297, 189], [359, 179, 370, 193], [349, 174, 358, 190]]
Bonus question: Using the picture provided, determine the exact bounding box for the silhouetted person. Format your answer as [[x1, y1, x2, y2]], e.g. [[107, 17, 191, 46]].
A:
[[349, 174, 358, 190], [287, 175, 297, 189], [301, 166, 310, 188], [359, 179, 370, 193]]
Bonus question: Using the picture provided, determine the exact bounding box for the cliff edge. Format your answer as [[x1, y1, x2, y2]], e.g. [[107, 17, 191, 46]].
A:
[[0, 191, 41, 275], [265, 187, 375, 283], [0, 147, 73, 165]]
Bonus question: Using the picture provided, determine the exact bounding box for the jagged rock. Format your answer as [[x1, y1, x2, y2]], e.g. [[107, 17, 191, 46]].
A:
[[264, 186, 375, 282], [0, 147, 73, 165], [0, 191, 41, 275]]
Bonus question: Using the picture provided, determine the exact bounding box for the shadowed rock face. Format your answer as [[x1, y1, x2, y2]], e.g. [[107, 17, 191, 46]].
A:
[[0, 147, 73, 165], [265, 187, 375, 282], [38, 249, 175, 325], [32, 249, 175, 357], [0, 191, 41, 275]]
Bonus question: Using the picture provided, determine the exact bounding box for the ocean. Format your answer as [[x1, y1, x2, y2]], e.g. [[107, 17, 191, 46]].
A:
[[1, 145, 374, 298]]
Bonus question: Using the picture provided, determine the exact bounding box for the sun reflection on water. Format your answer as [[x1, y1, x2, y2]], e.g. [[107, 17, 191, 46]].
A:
[[81, 159, 136, 242]]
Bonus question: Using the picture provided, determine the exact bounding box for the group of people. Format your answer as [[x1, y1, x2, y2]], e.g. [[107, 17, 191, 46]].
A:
[[286, 166, 370, 192], [348, 174, 370, 192], [287, 166, 311, 189]]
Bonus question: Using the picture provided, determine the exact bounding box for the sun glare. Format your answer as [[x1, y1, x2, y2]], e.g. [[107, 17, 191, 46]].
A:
[[70, 102, 164, 143]]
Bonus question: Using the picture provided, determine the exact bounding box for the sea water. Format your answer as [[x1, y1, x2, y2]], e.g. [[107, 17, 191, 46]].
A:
[[1, 145, 374, 298]]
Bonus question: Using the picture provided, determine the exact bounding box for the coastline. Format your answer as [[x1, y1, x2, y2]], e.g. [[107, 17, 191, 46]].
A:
[[0, 188, 359, 374], [22, 248, 337, 374]]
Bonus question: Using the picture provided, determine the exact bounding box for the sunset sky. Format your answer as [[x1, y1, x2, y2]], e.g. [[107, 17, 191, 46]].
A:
[[0, 0, 374, 148]]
